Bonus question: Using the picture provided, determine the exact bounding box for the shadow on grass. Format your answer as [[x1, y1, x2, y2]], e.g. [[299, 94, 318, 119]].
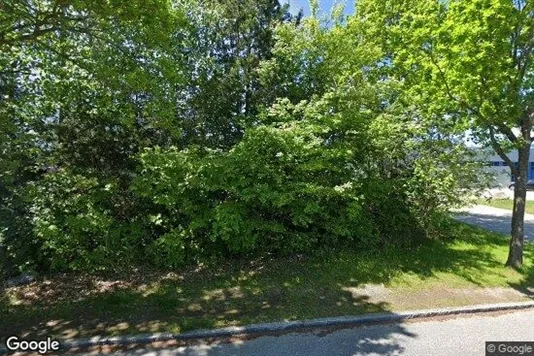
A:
[[507, 242, 534, 298], [0, 221, 529, 348]]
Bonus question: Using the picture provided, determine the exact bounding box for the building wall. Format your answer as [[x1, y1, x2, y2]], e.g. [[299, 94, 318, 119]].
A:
[[480, 147, 534, 188]]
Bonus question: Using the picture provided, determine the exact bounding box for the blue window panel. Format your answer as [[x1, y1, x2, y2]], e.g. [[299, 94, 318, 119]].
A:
[[488, 161, 508, 167]]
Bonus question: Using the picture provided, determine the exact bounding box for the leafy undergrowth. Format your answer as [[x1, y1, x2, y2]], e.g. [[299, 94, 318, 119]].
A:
[[1, 221, 533, 342], [476, 198, 534, 214]]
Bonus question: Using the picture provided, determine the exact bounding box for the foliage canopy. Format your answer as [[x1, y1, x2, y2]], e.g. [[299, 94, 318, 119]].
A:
[[1, 0, 488, 274]]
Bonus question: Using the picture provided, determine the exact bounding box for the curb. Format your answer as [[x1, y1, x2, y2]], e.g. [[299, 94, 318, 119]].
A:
[[2, 301, 534, 353]]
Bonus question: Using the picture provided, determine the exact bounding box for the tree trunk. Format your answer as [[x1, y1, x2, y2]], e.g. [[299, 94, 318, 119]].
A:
[[506, 144, 530, 268]]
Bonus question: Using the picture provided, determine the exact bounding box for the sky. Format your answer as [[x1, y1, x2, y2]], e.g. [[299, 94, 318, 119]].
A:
[[285, 0, 355, 17]]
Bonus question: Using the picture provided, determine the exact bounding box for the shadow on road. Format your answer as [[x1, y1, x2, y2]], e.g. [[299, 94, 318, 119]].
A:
[[98, 319, 418, 355]]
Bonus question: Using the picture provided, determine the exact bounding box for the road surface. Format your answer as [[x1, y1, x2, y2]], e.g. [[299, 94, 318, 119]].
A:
[[455, 205, 534, 241], [115, 310, 534, 356]]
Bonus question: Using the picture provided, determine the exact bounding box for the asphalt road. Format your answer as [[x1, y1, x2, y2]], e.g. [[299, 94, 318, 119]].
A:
[[116, 310, 534, 356], [455, 205, 534, 241]]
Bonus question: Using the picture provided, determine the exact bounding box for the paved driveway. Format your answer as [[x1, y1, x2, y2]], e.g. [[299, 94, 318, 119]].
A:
[[455, 205, 534, 241], [482, 188, 534, 200]]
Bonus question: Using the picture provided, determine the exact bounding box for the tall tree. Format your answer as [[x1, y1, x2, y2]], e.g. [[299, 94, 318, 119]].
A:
[[0, 0, 180, 273], [358, 0, 534, 268], [177, 0, 296, 149]]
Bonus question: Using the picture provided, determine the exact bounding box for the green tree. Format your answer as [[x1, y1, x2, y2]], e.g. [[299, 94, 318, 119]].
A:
[[1, 0, 488, 274], [0, 0, 180, 273], [176, 0, 296, 149], [358, 0, 534, 268], [0, 0, 295, 272], [131, 8, 484, 266]]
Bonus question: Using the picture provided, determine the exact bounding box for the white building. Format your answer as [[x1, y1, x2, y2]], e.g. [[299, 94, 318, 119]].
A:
[[482, 147, 534, 188]]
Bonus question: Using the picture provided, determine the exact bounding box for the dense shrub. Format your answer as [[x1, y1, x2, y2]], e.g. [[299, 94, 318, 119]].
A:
[[130, 98, 457, 267], [0, 2, 487, 274], [132, 128, 377, 265], [25, 171, 146, 272], [0, 185, 39, 275], [10, 93, 483, 272]]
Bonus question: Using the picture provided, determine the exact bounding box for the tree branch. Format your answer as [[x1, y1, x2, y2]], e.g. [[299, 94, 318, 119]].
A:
[[489, 126, 518, 175], [495, 122, 519, 143], [424, 46, 493, 125]]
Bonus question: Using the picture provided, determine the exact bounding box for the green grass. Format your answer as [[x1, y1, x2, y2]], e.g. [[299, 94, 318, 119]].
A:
[[476, 198, 534, 214], [1, 221, 533, 341]]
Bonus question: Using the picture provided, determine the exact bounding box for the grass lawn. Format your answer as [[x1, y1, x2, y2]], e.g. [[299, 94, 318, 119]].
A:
[[1, 221, 533, 342], [476, 198, 534, 214]]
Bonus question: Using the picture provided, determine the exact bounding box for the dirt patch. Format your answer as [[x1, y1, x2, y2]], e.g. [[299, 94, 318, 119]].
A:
[[342, 284, 532, 311], [1, 270, 175, 307]]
